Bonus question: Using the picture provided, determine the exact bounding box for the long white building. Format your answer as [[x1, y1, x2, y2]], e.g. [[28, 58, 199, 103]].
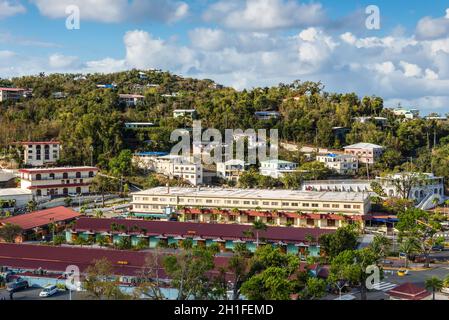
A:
[[301, 173, 445, 210], [131, 187, 371, 229]]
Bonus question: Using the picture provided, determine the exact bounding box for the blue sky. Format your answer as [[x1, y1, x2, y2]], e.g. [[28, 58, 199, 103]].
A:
[[1, 0, 449, 114]]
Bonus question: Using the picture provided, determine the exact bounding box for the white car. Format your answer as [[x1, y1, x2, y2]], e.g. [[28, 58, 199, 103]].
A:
[[39, 285, 58, 298]]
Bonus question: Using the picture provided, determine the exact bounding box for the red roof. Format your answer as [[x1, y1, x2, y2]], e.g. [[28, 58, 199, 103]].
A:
[[26, 183, 92, 190], [0, 87, 25, 92], [19, 167, 98, 174], [0, 206, 80, 230], [0, 243, 232, 278], [18, 141, 60, 145], [387, 283, 431, 300], [72, 217, 334, 243]]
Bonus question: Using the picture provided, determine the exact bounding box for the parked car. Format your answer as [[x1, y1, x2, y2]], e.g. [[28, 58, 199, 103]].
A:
[[39, 285, 58, 298], [6, 278, 29, 292], [432, 245, 445, 252]]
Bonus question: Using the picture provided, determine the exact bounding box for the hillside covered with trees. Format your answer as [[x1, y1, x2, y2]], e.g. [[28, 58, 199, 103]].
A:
[[1, 70, 449, 183]]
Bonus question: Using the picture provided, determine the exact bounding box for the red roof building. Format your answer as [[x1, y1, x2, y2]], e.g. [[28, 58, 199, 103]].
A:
[[0, 206, 80, 242], [387, 283, 431, 300], [0, 243, 232, 280], [71, 217, 334, 245]]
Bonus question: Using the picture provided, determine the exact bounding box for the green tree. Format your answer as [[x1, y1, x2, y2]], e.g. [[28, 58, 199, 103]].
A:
[[303, 277, 327, 300], [371, 234, 392, 259], [0, 223, 23, 243], [163, 245, 216, 300], [109, 149, 133, 178], [328, 247, 380, 300], [83, 258, 129, 300], [319, 225, 359, 260], [91, 175, 119, 207], [299, 161, 331, 181], [399, 238, 420, 268], [396, 208, 444, 267], [425, 277, 443, 300], [240, 246, 300, 300]]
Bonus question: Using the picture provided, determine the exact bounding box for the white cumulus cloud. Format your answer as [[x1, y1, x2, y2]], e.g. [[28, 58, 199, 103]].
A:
[[0, 0, 26, 19]]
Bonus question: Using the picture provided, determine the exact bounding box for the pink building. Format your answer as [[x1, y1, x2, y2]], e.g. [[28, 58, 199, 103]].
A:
[[343, 143, 384, 164]]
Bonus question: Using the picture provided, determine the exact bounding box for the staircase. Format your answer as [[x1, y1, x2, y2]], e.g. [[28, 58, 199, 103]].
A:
[[416, 192, 441, 210]]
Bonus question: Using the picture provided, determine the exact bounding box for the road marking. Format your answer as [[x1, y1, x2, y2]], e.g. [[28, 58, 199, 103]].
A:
[[372, 282, 398, 292]]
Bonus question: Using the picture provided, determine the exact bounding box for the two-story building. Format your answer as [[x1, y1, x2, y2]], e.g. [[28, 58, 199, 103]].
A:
[[119, 94, 145, 107], [317, 153, 358, 175], [216, 159, 249, 182], [154, 155, 203, 186], [259, 159, 298, 179], [19, 166, 99, 197], [343, 143, 384, 164], [18, 141, 60, 167]]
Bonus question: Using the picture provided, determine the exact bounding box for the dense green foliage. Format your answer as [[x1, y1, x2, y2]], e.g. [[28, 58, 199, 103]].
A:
[[2, 70, 449, 182]]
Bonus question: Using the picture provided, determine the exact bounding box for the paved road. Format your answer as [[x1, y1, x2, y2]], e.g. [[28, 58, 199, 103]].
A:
[[0, 288, 88, 301]]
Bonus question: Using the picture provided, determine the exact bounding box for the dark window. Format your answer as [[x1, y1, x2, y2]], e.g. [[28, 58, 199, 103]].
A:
[[36, 174, 42, 181]]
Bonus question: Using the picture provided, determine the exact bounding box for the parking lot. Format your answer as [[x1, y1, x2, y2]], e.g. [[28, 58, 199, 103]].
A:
[[0, 288, 88, 301]]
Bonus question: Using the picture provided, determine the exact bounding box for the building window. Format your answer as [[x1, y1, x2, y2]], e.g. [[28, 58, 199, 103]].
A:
[[344, 205, 351, 209], [312, 203, 319, 208], [306, 219, 314, 226], [327, 220, 336, 227], [332, 204, 339, 208], [36, 174, 42, 181], [303, 203, 310, 207]]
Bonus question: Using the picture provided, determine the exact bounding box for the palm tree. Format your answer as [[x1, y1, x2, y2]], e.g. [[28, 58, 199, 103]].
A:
[[425, 277, 443, 300], [94, 210, 104, 218], [371, 234, 392, 259], [252, 220, 267, 247], [399, 238, 420, 268]]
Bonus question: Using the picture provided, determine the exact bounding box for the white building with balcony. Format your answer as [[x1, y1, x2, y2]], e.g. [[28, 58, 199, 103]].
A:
[[259, 159, 298, 179], [217, 159, 248, 182], [317, 153, 358, 175], [19, 166, 99, 197]]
